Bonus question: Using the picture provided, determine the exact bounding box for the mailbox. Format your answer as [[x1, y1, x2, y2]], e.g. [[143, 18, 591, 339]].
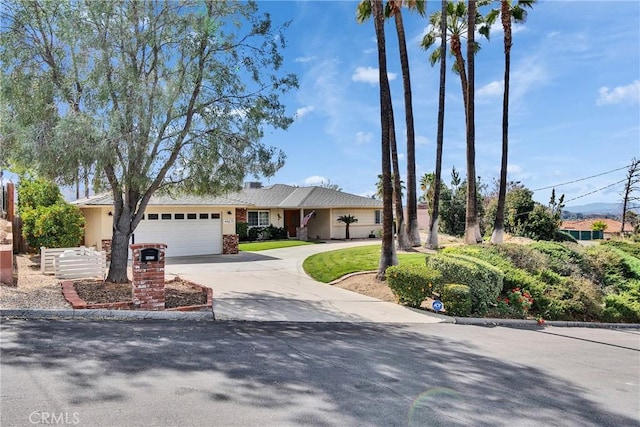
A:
[[140, 248, 160, 263]]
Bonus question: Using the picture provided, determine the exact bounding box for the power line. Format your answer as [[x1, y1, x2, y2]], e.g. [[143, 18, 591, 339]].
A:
[[564, 179, 627, 204], [532, 164, 630, 192]]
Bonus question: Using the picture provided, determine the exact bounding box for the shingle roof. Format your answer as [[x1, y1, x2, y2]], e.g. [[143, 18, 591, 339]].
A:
[[72, 184, 383, 209], [72, 192, 250, 207], [560, 218, 633, 232]]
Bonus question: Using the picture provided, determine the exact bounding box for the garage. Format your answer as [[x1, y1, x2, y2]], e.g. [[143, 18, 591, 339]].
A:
[[132, 212, 223, 257]]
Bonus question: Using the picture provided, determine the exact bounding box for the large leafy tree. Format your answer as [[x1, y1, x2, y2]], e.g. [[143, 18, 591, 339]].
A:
[[1, 1, 297, 282], [487, 0, 536, 244]]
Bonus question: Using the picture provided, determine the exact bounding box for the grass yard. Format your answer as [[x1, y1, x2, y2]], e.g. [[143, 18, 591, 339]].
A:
[[239, 240, 318, 252], [303, 245, 426, 283]]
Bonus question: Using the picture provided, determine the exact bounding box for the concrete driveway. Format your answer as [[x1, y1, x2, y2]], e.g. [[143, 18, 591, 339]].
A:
[[165, 240, 445, 323]]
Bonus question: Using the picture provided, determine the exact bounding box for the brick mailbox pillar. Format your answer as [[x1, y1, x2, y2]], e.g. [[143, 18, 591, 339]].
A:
[[130, 243, 167, 310]]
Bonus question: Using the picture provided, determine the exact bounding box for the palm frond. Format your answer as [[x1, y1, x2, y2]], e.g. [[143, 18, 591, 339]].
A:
[[356, 0, 372, 23]]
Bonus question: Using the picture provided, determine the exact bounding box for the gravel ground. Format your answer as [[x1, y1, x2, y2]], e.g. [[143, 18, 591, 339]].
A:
[[0, 254, 71, 309]]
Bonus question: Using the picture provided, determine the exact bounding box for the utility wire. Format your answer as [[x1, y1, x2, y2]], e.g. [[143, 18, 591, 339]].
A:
[[564, 179, 627, 204], [532, 164, 630, 192]]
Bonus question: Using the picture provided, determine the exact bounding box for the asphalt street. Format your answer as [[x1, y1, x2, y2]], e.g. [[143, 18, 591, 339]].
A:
[[1, 320, 638, 427]]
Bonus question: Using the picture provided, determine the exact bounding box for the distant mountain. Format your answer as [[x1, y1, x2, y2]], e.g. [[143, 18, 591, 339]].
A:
[[563, 202, 640, 217], [564, 203, 623, 215]]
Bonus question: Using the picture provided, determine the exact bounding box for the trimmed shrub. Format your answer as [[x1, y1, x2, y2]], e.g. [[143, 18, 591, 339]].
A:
[[386, 264, 443, 308], [603, 290, 640, 323], [236, 221, 249, 241], [529, 241, 586, 277], [585, 245, 639, 290], [488, 243, 547, 274], [543, 276, 603, 321], [21, 202, 85, 250], [441, 284, 472, 317], [426, 253, 503, 315], [443, 245, 546, 296], [602, 241, 640, 259], [554, 230, 578, 243]]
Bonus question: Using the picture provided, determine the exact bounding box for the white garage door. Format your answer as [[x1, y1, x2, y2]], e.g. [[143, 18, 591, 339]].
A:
[[132, 212, 223, 257]]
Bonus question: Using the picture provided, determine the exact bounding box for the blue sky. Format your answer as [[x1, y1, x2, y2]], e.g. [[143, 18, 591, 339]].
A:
[[255, 0, 640, 207]]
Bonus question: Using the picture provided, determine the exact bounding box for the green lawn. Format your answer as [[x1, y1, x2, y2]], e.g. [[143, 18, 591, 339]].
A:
[[239, 240, 318, 252], [303, 245, 426, 283]]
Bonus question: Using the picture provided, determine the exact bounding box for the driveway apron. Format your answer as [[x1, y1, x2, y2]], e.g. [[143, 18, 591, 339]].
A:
[[165, 240, 445, 323]]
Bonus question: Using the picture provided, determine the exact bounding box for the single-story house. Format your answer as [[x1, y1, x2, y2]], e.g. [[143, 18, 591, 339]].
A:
[[560, 218, 633, 240], [72, 183, 383, 257]]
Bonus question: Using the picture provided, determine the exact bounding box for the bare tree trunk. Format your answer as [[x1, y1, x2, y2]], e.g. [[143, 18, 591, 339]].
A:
[[426, 0, 448, 250], [372, 0, 397, 280], [621, 158, 640, 234]]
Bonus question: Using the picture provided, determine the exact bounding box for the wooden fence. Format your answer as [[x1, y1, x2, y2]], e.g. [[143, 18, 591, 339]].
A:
[[41, 246, 105, 278], [54, 250, 107, 280]]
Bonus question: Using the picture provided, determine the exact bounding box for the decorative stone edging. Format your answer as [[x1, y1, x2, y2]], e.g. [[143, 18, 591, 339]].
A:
[[60, 280, 213, 312]]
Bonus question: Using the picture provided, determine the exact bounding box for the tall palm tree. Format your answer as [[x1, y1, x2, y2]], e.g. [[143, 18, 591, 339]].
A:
[[464, 0, 481, 244], [388, 108, 411, 250], [422, 0, 488, 244], [388, 0, 425, 248], [425, 0, 448, 250], [361, 0, 397, 279], [487, 0, 536, 244], [358, 0, 419, 251]]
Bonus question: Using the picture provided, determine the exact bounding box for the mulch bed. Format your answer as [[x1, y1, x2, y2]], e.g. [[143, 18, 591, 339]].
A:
[[73, 277, 207, 309]]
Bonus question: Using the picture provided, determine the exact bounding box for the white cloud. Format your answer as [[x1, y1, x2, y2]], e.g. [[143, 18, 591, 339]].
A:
[[415, 135, 431, 147], [507, 164, 523, 174], [352, 66, 397, 84], [295, 56, 317, 63], [355, 131, 373, 145], [482, 21, 528, 38], [596, 80, 640, 106], [477, 80, 504, 98], [295, 105, 315, 119], [303, 175, 328, 186]]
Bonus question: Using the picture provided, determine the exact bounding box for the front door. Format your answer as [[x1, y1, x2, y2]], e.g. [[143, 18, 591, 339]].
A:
[[284, 210, 300, 238]]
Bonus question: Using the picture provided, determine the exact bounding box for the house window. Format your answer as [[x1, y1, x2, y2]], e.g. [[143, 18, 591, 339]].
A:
[[375, 210, 381, 224], [248, 210, 270, 227]]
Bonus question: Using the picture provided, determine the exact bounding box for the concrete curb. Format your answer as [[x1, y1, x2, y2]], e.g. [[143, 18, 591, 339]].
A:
[[451, 316, 640, 329], [1, 308, 639, 329], [1, 309, 215, 321]]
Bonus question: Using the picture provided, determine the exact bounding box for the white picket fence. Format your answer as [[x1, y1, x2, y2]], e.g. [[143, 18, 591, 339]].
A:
[[41, 246, 107, 279]]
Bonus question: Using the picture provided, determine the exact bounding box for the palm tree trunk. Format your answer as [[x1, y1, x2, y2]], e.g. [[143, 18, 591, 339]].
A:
[[491, 1, 512, 245], [427, 0, 448, 250], [464, 0, 481, 244], [451, 36, 468, 127], [393, 10, 420, 247], [372, 0, 397, 280], [389, 110, 410, 250]]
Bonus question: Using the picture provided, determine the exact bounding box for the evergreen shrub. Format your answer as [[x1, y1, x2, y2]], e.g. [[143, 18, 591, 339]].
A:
[[386, 264, 443, 308]]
